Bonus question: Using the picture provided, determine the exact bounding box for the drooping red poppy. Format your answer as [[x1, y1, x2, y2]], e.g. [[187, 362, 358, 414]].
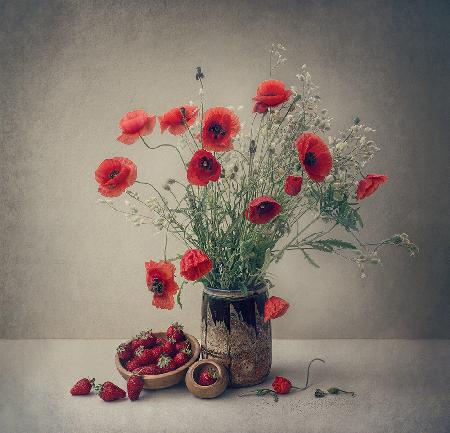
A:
[[272, 376, 292, 394], [264, 296, 290, 322], [180, 249, 213, 281], [117, 109, 156, 145], [201, 107, 240, 152], [158, 105, 198, 135], [145, 260, 179, 310], [244, 196, 281, 225], [95, 157, 137, 197], [187, 150, 221, 186], [252, 79, 292, 113], [295, 133, 332, 182], [356, 174, 388, 200], [284, 175, 303, 196]]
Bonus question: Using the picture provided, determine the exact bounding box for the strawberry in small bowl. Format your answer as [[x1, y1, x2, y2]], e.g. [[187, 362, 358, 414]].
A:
[[115, 330, 200, 390]]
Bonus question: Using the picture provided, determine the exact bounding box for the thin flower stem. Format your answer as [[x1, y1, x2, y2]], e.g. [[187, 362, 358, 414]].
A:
[[139, 136, 187, 167]]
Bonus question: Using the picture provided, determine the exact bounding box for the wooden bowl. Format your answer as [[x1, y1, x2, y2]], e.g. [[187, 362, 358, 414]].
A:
[[115, 332, 200, 390], [185, 359, 229, 398]]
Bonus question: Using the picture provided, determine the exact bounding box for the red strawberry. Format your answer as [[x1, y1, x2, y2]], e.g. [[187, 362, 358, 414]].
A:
[[131, 338, 143, 352], [157, 355, 177, 373], [95, 381, 126, 401], [156, 336, 168, 346], [139, 330, 156, 348], [134, 364, 161, 375], [126, 358, 142, 372], [70, 378, 95, 395], [162, 340, 176, 356], [167, 322, 185, 342], [133, 344, 145, 357], [135, 347, 154, 366], [117, 342, 133, 362], [150, 345, 163, 360], [175, 340, 191, 352], [127, 374, 144, 401], [198, 368, 218, 386], [173, 352, 190, 368]]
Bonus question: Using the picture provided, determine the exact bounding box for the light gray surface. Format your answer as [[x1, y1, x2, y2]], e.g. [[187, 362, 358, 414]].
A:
[[1, 0, 449, 339], [0, 339, 449, 433]]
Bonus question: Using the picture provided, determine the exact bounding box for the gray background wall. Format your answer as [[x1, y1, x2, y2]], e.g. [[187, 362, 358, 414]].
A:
[[1, 0, 449, 339]]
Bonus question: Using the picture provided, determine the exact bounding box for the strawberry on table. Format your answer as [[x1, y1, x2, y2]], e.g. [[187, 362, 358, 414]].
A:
[[70, 378, 95, 395], [127, 374, 144, 401], [95, 381, 126, 402], [198, 368, 218, 386]]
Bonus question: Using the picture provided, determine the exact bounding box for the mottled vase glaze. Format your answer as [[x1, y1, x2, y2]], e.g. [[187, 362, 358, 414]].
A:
[[200, 286, 272, 387]]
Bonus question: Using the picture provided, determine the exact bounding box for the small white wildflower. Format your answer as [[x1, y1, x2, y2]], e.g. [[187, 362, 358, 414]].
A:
[[336, 141, 348, 151]]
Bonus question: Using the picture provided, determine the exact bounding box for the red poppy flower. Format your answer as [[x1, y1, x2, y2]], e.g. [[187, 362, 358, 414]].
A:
[[264, 296, 290, 322], [284, 175, 303, 196], [244, 196, 281, 225], [117, 109, 156, 145], [272, 376, 292, 394], [180, 249, 213, 281], [295, 133, 332, 182], [187, 149, 221, 186], [201, 107, 240, 152], [158, 105, 198, 136], [356, 174, 388, 200], [145, 260, 179, 310], [252, 80, 292, 113], [95, 157, 137, 197]]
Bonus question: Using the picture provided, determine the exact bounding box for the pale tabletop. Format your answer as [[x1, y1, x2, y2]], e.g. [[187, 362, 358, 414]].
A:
[[1, 339, 449, 433]]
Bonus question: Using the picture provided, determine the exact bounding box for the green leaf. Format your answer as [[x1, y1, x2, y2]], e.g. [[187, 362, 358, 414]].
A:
[[314, 239, 357, 250], [302, 250, 320, 268]]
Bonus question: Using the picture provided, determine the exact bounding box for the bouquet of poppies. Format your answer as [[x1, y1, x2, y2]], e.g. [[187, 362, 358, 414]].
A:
[[95, 44, 417, 311]]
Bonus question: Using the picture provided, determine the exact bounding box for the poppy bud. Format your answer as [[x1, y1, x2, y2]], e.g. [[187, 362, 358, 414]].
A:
[[315, 389, 326, 398], [167, 178, 176, 184], [249, 140, 257, 154], [195, 66, 204, 81], [162, 184, 171, 191], [353, 116, 360, 125]]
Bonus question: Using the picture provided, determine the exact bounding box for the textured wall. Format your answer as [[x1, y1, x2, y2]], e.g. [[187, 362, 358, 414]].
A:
[[1, 0, 449, 339]]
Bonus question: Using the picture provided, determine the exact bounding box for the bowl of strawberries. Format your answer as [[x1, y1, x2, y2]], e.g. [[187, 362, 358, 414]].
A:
[[115, 323, 200, 390]]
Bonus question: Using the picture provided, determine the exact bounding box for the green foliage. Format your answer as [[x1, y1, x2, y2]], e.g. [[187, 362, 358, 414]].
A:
[[318, 186, 363, 231]]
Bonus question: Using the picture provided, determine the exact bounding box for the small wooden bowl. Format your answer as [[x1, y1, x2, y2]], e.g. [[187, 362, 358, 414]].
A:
[[115, 332, 200, 390], [185, 359, 229, 398]]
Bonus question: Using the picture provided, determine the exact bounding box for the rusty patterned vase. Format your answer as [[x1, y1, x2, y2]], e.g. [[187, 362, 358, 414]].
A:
[[200, 286, 272, 387]]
